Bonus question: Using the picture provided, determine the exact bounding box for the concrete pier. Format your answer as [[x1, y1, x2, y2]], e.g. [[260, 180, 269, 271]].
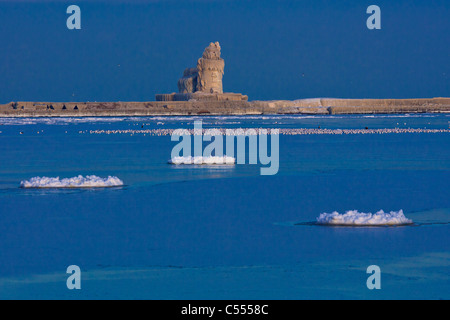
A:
[[0, 98, 449, 117]]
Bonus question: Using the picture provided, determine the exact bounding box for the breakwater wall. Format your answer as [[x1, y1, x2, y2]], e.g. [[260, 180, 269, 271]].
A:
[[0, 98, 449, 117]]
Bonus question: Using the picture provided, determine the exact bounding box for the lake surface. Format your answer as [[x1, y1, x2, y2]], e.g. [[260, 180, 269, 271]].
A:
[[0, 114, 449, 299]]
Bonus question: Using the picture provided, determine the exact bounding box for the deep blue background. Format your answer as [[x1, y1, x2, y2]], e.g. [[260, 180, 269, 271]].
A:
[[0, 0, 449, 103]]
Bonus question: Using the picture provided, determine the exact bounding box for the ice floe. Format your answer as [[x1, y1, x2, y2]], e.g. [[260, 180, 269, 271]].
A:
[[20, 175, 124, 188], [316, 209, 413, 226], [169, 156, 236, 165]]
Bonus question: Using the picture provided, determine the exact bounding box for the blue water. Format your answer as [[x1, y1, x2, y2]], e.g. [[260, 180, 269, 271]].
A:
[[0, 114, 449, 299]]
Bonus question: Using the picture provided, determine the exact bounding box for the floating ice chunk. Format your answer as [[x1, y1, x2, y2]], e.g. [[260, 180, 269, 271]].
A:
[[316, 209, 413, 226], [20, 175, 124, 188], [169, 156, 236, 165]]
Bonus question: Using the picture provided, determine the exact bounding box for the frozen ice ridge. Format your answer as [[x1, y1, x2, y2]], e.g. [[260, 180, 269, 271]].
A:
[[316, 209, 413, 226], [20, 175, 124, 188], [169, 156, 236, 165]]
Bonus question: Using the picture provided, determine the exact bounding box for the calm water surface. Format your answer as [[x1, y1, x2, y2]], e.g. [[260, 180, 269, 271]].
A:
[[0, 114, 449, 299]]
